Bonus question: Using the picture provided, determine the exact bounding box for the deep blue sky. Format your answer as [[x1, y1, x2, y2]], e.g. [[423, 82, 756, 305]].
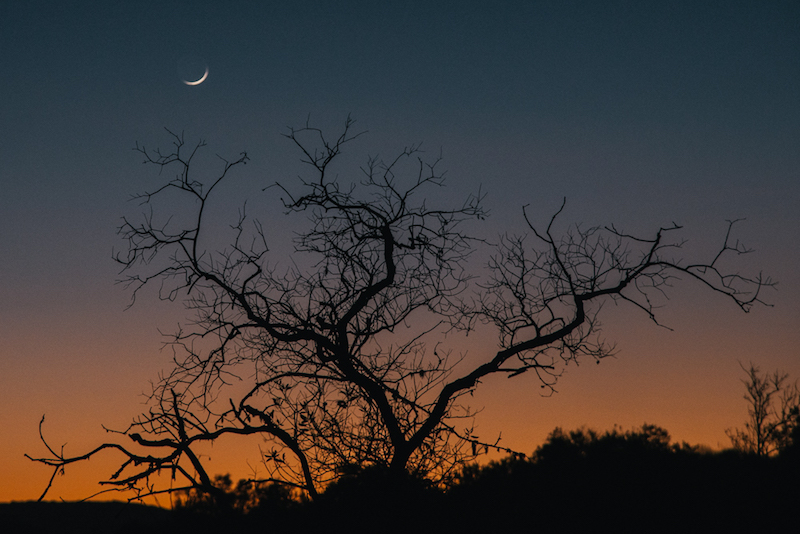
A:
[[2, 0, 799, 501]]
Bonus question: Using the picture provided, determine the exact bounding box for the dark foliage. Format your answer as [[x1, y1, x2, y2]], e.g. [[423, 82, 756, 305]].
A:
[[167, 424, 800, 533], [12, 423, 800, 533], [447, 425, 800, 532], [312, 465, 445, 534]]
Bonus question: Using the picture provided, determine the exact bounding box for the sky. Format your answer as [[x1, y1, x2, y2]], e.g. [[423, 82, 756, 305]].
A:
[[1, 0, 799, 503]]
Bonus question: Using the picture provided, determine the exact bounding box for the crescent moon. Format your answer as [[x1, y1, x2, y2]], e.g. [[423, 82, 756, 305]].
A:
[[183, 67, 208, 86]]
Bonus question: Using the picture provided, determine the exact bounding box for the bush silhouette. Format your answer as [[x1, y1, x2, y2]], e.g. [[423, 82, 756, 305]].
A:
[[446, 424, 799, 532], [12, 423, 800, 533], [311, 465, 444, 534]]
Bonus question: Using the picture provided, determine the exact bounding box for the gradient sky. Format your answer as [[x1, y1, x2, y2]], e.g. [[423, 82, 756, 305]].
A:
[[1, 0, 799, 503]]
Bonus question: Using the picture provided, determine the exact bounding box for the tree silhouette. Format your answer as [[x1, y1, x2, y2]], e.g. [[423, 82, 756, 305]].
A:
[[28, 117, 771, 502], [726, 363, 800, 456]]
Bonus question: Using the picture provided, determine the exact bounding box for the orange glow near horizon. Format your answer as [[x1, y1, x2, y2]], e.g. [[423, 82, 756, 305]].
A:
[[4, 286, 794, 504]]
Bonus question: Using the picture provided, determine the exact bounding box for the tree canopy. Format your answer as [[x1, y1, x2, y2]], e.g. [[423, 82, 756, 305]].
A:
[[28, 118, 772, 502]]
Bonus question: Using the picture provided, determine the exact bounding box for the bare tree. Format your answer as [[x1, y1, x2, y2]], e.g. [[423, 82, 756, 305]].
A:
[[726, 363, 800, 456], [28, 117, 772, 502]]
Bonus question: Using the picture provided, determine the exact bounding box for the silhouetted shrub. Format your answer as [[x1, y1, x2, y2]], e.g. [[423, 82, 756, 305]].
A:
[[446, 424, 800, 532], [311, 464, 444, 534]]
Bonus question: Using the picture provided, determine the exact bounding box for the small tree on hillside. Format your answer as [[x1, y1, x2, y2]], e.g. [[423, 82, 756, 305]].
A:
[[29, 117, 771, 502], [726, 363, 800, 456]]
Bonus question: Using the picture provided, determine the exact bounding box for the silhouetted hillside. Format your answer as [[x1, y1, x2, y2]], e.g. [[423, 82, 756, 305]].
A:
[[8, 425, 799, 534], [446, 425, 800, 532]]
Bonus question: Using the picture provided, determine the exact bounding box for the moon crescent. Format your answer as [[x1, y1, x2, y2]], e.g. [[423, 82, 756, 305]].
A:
[[183, 67, 208, 86]]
